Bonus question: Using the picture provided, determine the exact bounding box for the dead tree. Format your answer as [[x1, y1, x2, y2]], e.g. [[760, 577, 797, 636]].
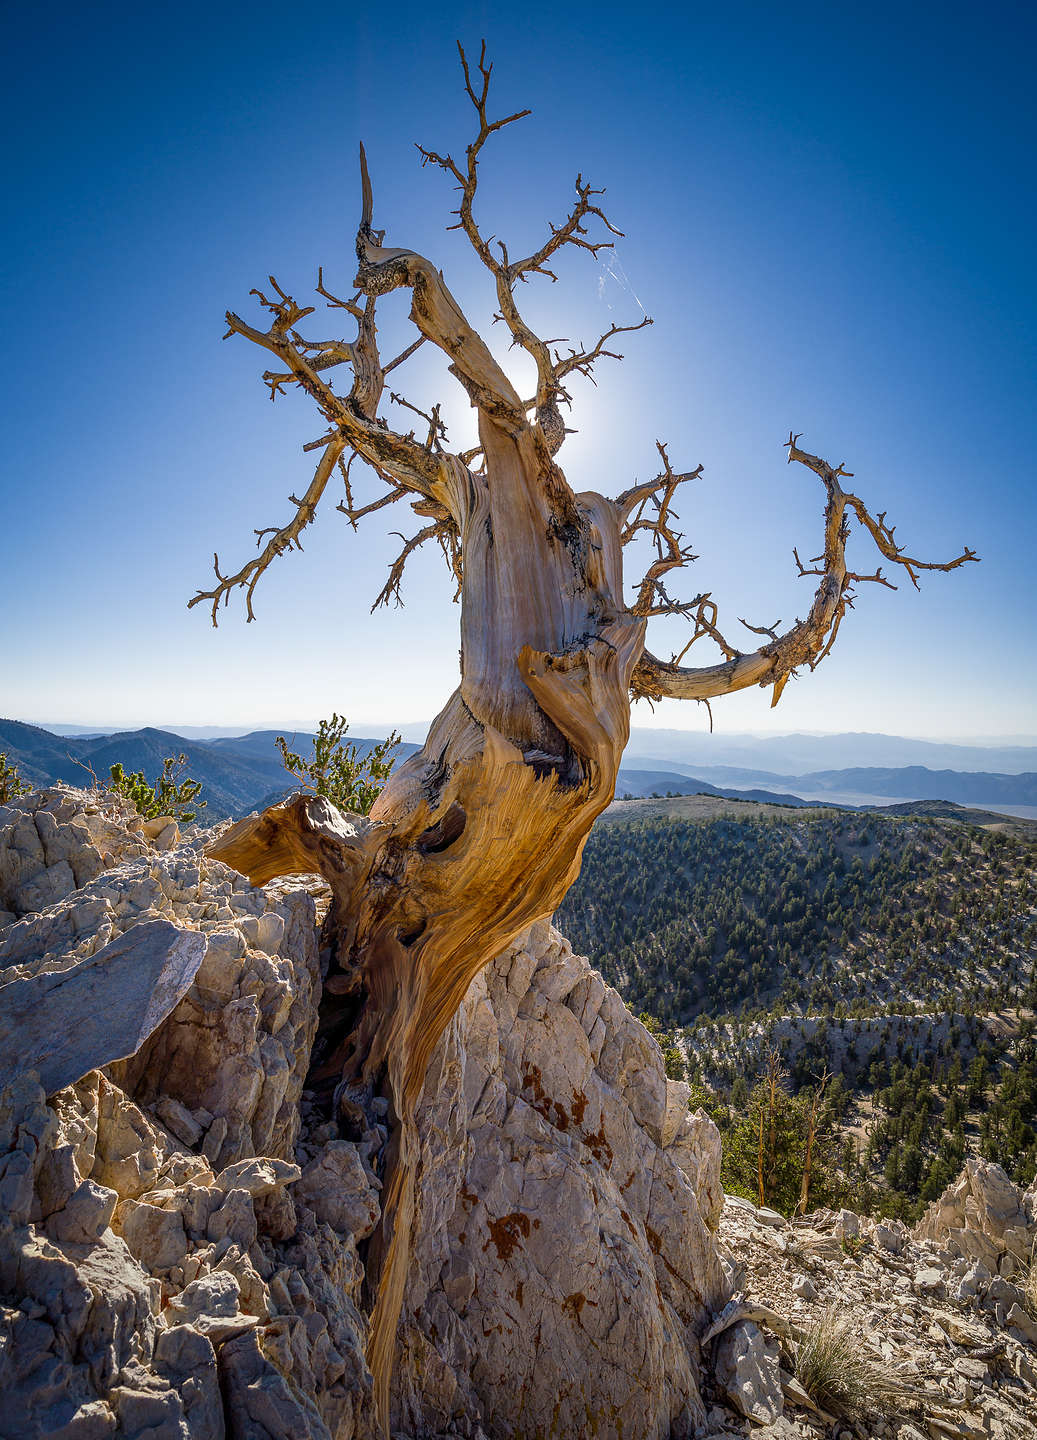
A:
[[191, 44, 976, 1422]]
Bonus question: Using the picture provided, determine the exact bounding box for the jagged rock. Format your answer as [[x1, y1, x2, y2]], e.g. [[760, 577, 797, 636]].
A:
[[115, 1197, 189, 1270], [153, 1095, 203, 1146], [215, 1156, 301, 1197], [1007, 1302, 1037, 1346], [165, 1270, 259, 1342], [720, 1177, 1037, 1440], [713, 1319, 783, 1423], [113, 887, 322, 1171], [914, 1159, 1036, 1278], [219, 1328, 331, 1440], [871, 1219, 907, 1255], [207, 1187, 259, 1249], [0, 786, 149, 924], [0, 792, 758, 1440], [153, 1324, 224, 1439], [394, 921, 731, 1439], [293, 1142, 380, 1239], [47, 1180, 118, 1245], [0, 1071, 55, 1228], [914, 1266, 944, 1291], [669, 1107, 724, 1231], [0, 920, 206, 1097]]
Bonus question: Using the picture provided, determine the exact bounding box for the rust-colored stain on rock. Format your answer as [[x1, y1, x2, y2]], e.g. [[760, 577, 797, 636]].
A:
[[483, 1211, 532, 1261]]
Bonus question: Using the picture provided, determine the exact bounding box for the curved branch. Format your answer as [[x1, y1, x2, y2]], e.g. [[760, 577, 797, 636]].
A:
[[354, 145, 527, 434], [618, 443, 703, 615], [631, 433, 978, 706], [193, 267, 458, 624], [221, 301, 443, 494], [372, 515, 463, 611], [553, 316, 654, 386]]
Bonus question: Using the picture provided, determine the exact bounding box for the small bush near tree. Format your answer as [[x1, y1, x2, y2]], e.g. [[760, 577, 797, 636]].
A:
[[108, 755, 206, 824], [0, 753, 30, 804], [276, 714, 399, 816]]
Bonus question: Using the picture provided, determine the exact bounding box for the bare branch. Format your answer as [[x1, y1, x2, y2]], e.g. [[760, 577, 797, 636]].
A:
[[189, 438, 346, 625], [389, 393, 447, 451], [415, 45, 646, 457], [553, 317, 654, 386], [383, 335, 426, 375], [372, 515, 463, 611], [195, 260, 458, 625], [221, 299, 441, 494], [315, 266, 365, 319], [631, 433, 978, 706], [738, 616, 782, 640], [354, 142, 528, 437], [617, 443, 704, 617], [508, 174, 625, 282]]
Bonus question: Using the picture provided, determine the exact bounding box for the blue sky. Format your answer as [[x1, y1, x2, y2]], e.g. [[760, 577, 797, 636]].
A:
[[1, 0, 1034, 740]]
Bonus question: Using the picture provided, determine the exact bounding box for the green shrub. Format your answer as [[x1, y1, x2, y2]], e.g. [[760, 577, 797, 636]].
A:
[[108, 755, 206, 824], [0, 752, 30, 804], [275, 714, 399, 816]]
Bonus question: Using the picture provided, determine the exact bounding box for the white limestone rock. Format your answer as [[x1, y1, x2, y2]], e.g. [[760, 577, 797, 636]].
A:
[[0, 792, 738, 1440], [713, 1318, 783, 1424], [394, 920, 732, 1440], [914, 1158, 1036, 1276], [0, 919, 207, 1097], [293, 1142, 381, 1239]]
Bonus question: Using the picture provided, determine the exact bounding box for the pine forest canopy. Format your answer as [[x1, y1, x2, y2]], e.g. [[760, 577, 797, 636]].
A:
[[189, 43, 977, 1424]]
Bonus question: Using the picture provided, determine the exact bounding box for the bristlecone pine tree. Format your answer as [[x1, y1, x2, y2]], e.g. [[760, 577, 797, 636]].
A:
[[191, 43, 976, 1421]]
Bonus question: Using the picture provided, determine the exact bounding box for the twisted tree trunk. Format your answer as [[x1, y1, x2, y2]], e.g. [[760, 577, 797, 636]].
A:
[[195, 43, 975, 1430], [211, 406, 646, 1415]]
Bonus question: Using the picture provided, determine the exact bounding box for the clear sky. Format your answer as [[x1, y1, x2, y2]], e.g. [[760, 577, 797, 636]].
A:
[[2, 0, 1034, 741]]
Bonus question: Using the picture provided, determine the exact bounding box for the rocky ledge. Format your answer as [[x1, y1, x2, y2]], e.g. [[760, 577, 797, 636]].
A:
[[0, 787, 737, 1439], [2, 787, 1035, 1439], [709, 1153, 1037, 1440]]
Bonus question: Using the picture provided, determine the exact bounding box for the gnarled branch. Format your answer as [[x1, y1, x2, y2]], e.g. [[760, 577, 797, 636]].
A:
[[372, 516, 463, 611], [417, 42, 649, 457], [631, 433, 978, 706], [619, 442, 703, 616]]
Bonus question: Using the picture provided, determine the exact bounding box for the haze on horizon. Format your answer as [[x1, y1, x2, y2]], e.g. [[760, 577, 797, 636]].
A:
[[2, 0, 1034, 742]]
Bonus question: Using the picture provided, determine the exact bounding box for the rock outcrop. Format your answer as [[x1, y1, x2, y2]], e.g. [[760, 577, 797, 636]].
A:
[[914, 1157, 1037, 1281], [0, 786, 372, 1440], [394, 923, 730, 1438], [0, 788, 734, 1438], [717, 1182, 1037, 1440], [5, 785, 1035, 1440]]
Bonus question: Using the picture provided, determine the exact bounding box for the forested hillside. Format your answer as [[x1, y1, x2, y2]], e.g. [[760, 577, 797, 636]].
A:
[[558, 805, 1037, 1214]]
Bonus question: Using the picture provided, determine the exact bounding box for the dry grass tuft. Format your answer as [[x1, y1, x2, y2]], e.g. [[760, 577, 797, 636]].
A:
[[795, 1306, 899, 1420]]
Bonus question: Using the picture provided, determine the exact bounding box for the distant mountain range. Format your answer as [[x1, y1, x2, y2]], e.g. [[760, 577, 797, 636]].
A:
[[613, 770, 815, 806], [0, 719, 419, 819], [621, 757, 1037, 809], [3, 719, 1034, 819], [622, 728, 1037, 776]]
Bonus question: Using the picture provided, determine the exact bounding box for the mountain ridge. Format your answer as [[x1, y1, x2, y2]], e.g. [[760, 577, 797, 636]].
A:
[[4, 718, 1036, 817]]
